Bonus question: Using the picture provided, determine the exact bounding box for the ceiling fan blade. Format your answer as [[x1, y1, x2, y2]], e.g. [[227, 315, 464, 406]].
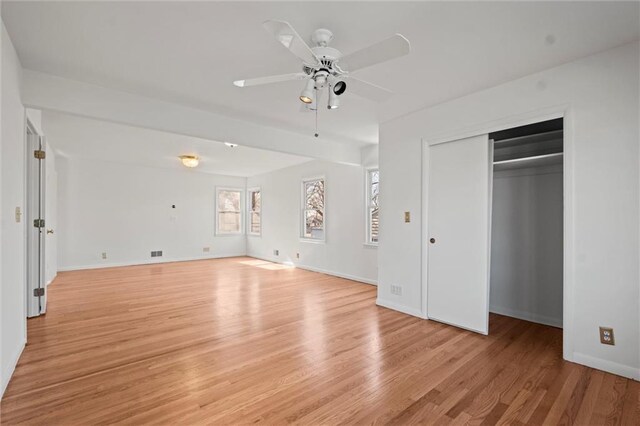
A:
[[339, 34, 410, 72], [263, 20, 319, 66], [233, 72, 308, 88], [346, 77, 393, 102]]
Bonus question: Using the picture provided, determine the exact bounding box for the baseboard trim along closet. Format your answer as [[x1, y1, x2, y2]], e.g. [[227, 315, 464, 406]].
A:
[[573, 352, 640, 381], [1, 338, 26, 398], [248, 255, 377, 286], [58, 253, 247, 271], [376, 298, 425, 318], [489, 305, 563, 328]]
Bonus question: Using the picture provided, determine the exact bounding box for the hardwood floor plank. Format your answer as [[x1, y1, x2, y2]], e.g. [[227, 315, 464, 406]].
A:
[[1, 257, 637, 425]]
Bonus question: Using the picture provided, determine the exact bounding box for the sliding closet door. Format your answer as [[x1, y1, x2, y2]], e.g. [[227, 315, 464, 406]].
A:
[[427, 134, 492, 334]]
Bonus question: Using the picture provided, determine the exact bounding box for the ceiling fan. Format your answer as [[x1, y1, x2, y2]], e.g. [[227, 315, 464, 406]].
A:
[[233, 20, 411, 111]]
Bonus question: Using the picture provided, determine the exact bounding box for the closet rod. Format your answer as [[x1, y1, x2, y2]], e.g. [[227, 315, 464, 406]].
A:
[[493, 129, 563, 145], [493, 152, 563, 166]]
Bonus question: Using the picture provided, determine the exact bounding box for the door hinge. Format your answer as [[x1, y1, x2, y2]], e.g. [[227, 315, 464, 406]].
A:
[[33, 287, 45, 297], [34, 149, 46, 159], [33, 219, 45, 228]]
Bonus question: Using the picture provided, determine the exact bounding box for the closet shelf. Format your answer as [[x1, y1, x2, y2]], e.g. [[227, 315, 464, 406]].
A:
[[493, 152, 563, 171]]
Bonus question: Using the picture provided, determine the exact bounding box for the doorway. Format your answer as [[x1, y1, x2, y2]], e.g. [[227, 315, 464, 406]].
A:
[[489, 118, 564, 330], [26, 120, 47, 317]]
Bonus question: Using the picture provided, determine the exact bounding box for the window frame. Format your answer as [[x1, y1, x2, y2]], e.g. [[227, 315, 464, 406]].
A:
[[247, 187, 262, 237], [300, 176, 326, 243], [215, 187, 244, 236], [365, 168, 379, 246]]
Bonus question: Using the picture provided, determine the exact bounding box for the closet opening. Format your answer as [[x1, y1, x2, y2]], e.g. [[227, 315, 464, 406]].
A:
[[489, 118, 564, 333]]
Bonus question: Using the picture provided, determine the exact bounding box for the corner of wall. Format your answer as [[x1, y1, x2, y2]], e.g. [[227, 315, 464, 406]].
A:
[[1, 336, 26, 399]]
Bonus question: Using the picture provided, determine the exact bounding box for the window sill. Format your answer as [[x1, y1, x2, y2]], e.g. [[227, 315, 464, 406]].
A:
[[215, 233, 244, 237], [299, 238, 325, 244], [247, 234, 262, 238], [363, 242, 379, 248]]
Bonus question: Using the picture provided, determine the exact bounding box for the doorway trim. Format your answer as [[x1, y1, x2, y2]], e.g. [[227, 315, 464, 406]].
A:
[[421, 103, 574, 362], [25, 117, 46, 317]]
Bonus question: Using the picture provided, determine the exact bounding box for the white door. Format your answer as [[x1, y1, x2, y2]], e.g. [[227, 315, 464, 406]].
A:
[[427, 134, 492, 334], [26, 130, 46, 317]]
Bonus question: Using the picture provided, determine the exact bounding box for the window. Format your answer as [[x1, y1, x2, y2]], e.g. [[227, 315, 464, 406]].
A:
[[248, 188, 261, 236], [366, 169, 379, 244], [301, 177, 325, 241], [216, 188, 242, 235]]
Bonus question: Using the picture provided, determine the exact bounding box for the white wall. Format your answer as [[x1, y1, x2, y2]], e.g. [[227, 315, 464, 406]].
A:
[[1, 22, 26, 397], [378, 42, 639, 379], [490, 165, 563, 328], [247, 160, 378, 285], [56, 158, 246, 270], [44, 141, 57, 285]]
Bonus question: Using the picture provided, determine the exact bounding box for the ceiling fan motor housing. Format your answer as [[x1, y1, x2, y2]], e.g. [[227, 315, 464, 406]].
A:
[[311, 28, 334, 47]]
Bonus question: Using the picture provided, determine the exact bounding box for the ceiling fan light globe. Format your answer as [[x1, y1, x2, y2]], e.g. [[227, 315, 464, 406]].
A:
[[333, 80, 347, 95], [328, 91, 340, 109], [299, 78, 316, 104]]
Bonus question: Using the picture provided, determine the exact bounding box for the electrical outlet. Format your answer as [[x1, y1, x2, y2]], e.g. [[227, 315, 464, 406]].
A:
[[599, 327, 615, 345], [203, 247, 210, 253], [15, 206, 22, 223], [101, 252, 107, 260], [151, 250, 163, 258], [273, 249, 279, 256], [296, 252, 300, 259], [391, 284, 402, 296], [404, 211, 411, 223]]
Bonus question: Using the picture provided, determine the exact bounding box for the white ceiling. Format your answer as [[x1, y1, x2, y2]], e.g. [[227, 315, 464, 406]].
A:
[[43, 111, 311, 177], [3, 2, 639, 145]]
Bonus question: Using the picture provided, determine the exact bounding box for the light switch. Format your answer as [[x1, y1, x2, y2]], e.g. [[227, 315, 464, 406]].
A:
[[404, 211, 410, 223], [15, 206, 22, 223]]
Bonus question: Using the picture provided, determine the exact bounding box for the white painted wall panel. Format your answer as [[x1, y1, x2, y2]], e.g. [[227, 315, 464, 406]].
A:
[[247, 160, 378, 284], [490, 167, 563, 328], [1, 22, 27, 397], [56, 158, 246, 270], [378, 42, 639, 378]]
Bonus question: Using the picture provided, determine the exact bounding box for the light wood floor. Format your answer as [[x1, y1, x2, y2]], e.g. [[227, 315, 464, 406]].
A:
[[1, 257, 637, 424]]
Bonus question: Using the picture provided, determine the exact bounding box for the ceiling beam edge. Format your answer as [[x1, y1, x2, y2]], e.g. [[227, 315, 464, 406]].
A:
[[21, 70, 362, 165]]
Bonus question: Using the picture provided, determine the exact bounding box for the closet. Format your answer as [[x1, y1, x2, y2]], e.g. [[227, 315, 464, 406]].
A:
[[489, 119, 563, 329], [426, 118, 563, 335]]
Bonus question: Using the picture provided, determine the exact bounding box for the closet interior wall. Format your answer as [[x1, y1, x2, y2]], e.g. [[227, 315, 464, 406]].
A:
[[489, 121, 564, 328]]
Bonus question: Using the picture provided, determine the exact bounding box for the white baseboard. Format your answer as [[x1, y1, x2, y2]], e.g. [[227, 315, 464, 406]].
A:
[[58, 253, 247, 272], [490, 305, 563, 328], [46, 273, 57, 286], [376, 298, 425, 318], [1, 337, 26, 399], [248, 254, 377, 286], [573, 352, 639, 381]]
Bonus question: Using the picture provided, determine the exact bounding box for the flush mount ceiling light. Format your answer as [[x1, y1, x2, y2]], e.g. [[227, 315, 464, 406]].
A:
[[179, 155, 199, 168], [224, 142, 238, 148]]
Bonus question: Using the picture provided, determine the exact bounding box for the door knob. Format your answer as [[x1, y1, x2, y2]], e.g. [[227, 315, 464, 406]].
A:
[[46, 229, 54, 234], [429, 237, 436, 244]]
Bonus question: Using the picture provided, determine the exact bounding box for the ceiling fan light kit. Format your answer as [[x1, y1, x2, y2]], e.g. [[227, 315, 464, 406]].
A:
[[234, 20, 410, 135]]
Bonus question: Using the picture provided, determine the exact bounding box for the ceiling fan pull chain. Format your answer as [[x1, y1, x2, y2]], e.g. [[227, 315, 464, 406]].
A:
[[315, 88, 319, 138]]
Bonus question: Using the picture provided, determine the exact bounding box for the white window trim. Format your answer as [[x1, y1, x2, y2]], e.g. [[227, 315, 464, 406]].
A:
[[300, 175, 326, 243], [215, 186, 244, 236], [247, 187, 261, 237], [365, 167, 379, 246]]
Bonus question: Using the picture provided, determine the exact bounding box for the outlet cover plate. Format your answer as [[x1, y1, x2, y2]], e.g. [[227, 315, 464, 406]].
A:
[[599, 327, 615, 345]]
